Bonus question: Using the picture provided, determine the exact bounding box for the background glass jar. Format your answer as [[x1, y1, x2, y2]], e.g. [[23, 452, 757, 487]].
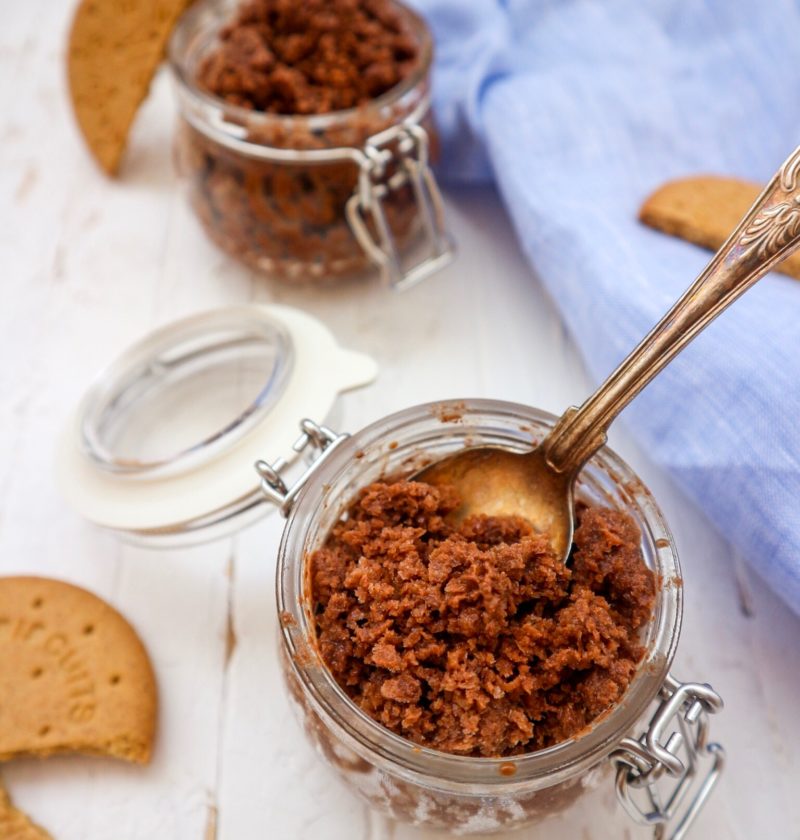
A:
[[271, 401, 724, 836], [168, 0, 453, 289]]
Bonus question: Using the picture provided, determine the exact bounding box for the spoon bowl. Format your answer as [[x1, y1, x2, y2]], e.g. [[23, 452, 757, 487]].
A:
[[414, 444, 574, 558]]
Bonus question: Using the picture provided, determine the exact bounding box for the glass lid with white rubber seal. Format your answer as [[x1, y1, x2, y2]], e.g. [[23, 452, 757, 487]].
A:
[[56, 304, 377, 548]]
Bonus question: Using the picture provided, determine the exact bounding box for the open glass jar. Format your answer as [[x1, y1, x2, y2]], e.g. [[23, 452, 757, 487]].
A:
[[168, 0, 453, 289], [269, 400, 725, 837], [57, 322, 724, 836]]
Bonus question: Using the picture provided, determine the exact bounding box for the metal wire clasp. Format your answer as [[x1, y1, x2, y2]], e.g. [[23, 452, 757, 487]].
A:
[[346, 122, 454, 291], [254, 420, 349, 517], [611, 675, 725, 839]]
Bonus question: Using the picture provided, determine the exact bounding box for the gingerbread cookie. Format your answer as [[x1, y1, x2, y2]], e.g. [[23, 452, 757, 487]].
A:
[[639, 175, 800, 279], [0, 577, 157, 764], [67, 0, 193, 174], [0, 780, 53, 840]]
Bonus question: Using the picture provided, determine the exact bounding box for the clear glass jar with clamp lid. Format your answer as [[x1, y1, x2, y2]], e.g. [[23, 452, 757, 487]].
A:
[[169, 0, 453, 290], [265, 401, 725, 837], [57, 315, 724, 837]]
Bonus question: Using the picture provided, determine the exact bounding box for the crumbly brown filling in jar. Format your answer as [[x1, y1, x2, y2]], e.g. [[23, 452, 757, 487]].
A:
[[309, 480, 656, 758], [196, 0, 420, 114], [175, 0, 431, 282]]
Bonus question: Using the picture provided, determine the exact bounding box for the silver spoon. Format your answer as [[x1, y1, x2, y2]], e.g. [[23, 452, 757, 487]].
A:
[[415, 145, 800, 561]]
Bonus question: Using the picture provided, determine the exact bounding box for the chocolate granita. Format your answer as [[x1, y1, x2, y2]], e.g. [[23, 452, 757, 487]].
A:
[[196, 0, 419, 113], [172, 0, 433, 283], [309, 480, 655, 758]]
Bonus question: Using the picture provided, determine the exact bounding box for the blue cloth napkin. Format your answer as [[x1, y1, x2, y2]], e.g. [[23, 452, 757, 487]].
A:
[[408, 0, 800, 614]]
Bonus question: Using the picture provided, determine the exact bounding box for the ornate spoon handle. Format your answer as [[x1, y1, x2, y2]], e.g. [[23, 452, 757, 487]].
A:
[[544, 146, 800, 473]]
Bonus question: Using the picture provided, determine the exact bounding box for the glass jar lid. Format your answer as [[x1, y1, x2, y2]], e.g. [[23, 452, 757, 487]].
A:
[[56, 304, 377, 547], [79, 308, 294, 479]]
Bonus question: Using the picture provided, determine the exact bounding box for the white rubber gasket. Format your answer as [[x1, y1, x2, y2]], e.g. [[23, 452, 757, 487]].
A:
[[55, 304, 377, 537]]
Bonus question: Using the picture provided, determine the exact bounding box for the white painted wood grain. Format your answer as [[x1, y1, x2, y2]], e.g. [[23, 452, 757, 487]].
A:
[[1, 6, 798, 838]]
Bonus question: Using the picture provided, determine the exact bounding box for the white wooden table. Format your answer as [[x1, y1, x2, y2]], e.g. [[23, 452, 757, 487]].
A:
[[2, 5, 799, 837]]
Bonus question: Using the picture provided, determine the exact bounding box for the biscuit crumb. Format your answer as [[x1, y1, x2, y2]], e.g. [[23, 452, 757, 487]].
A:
[[0, 780, 53, 840]]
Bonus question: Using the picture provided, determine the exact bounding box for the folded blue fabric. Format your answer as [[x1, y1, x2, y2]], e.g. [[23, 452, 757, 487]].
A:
[[408, 0, 800, 613]]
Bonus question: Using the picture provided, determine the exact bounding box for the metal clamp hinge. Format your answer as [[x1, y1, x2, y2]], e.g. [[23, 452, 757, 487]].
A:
[[610, 675, 725, 839], [254, 419, 349, 517], [346, 122, 454, 291]]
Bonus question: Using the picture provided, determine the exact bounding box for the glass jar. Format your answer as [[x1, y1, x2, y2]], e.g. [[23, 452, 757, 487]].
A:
[[168, 0, 453, 290], [57, 316, 725, 835], [270, 400, 725, 836]]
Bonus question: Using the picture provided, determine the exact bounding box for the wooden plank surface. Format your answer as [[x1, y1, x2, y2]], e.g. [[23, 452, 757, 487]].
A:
[[1, 5, 798, 837]]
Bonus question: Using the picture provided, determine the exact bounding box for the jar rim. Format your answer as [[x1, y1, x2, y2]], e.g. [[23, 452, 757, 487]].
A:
[[276, 399, 683, 788], [167, 0, 434, 136]]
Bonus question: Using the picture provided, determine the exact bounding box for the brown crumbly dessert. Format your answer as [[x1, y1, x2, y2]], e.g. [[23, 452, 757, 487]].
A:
[[178, 0, 429, 282], [310, 481, 655, 758], [196, 0, 419, 114]]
